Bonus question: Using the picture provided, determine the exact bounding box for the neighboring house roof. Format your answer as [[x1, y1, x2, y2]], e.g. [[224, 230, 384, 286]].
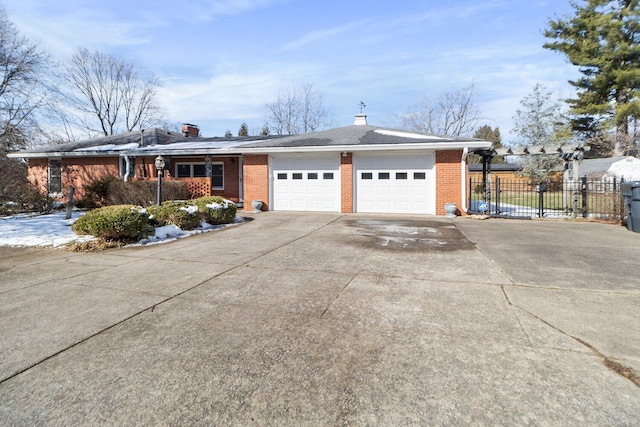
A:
[[8, 123, 492, 159], [579, 156, 640, 180]]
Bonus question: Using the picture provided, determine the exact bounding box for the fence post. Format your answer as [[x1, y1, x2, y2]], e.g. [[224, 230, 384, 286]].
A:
[[65, 187, 75, 220], [538, 182, 545, 218], [495, 177, 501, 215], [468, 177, 473, 213], [581, 175, 588, 218]]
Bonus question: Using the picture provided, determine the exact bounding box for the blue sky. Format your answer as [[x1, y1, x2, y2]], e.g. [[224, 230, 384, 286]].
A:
[[5, 0, 579, 142]]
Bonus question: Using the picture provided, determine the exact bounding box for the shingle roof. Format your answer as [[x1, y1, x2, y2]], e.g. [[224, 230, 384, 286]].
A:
[[238, 125, 482, 149], [8, 124, 492, 158], [17, 128, 185, 154]]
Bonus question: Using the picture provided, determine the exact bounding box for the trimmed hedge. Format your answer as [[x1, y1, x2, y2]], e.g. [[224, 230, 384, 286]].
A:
[[147, 201, 201, 230], [72, 205, 153, 242], [193, 196, 237, 225], [80, 177, 189, 209], [108, 180, 188, 206]]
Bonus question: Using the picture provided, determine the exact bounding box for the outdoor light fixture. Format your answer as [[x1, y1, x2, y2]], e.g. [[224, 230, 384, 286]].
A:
[[155, 155, 165, 206]]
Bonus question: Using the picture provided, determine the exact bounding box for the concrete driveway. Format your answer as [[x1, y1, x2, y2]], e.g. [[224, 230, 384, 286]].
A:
[[0, 213, 638, 425]]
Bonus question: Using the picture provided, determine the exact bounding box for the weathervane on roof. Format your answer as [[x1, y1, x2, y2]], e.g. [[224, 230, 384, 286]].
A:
[[359, 101, 366, 113]]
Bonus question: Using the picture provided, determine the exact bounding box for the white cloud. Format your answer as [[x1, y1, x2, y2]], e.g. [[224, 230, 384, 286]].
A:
[[279, 19, 369, 52]]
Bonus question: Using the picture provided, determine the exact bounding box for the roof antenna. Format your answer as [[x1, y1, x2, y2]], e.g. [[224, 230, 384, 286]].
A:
[[359, 101, 366, 113]]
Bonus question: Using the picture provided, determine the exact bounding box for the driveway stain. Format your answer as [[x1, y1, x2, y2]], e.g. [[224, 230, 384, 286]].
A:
[[345, 219, 475, 252]]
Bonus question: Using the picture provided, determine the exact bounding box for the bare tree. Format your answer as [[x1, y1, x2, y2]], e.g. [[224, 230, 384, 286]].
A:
[[63, 47, 162, 136], [401, 84, 480, 137], [266, 82, 328, 135], [0, 7, 51, 152], [300, 83, 327, 133]]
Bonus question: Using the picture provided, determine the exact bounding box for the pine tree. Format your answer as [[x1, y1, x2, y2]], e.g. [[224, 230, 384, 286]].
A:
[[512, 84, 570, 146], [470, 125, 505, 164], [544, 0, 640, 154], [238, 122, 248, 137]]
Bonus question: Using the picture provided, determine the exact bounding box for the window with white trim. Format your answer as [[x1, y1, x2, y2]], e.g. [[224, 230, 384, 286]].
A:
[[119, 157, 136, 178], [48, 159, 62, 194], [175, 162, 224, 189]]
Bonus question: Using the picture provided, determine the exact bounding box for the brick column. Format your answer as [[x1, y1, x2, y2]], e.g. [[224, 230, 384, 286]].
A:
[[340, 153, 353, 213], [243, 154, 270, 211], [435, 150, 465, 216]]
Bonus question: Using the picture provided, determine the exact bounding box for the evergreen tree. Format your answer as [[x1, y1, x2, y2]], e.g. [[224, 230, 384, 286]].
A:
[[512, 84, 571, 146], [238, 122, 249, 137], [512, 85, 569, 182], [470, 125, 505, 164], [544, 0, 640, 154], [224, 130, 232, 138]]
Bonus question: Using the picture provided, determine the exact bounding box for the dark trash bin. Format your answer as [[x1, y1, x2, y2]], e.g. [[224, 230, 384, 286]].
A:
[[621, 181, 640, 232]]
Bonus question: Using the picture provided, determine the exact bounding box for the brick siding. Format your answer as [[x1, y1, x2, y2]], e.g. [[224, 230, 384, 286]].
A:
[[340, 153, 353, 213], [242, 154, 270, 211], [435, 150, 465, 216]]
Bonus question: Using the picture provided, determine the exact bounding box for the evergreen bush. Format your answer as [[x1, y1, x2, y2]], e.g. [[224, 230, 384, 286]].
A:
[[147, 201, 201, 230], [193, 196, 237, 225], [72, 205, 152, 242]]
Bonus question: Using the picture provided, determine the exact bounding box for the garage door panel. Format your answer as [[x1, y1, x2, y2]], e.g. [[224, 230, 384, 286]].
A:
[[272, 155, 340, 212], [356, 153, 435, 214]]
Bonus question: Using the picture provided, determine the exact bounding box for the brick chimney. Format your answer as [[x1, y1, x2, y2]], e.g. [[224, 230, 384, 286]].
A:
[[182, 123, 200, 137]]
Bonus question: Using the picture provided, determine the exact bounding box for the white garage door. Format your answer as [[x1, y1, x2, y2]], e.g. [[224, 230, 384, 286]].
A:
[[355, 153, 436, 214], [272, 155, 341, 212]]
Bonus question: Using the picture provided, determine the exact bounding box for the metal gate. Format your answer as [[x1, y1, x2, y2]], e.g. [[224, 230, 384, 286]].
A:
[[468, 176, 625, 220]]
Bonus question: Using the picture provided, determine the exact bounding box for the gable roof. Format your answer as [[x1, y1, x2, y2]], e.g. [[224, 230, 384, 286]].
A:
[[8, 124, 492, 158], [238, 125, 480, 148]]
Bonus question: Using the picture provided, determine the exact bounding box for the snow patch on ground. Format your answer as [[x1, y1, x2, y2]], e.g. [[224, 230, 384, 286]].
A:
[[0, 211, 245, 248], [0, 211, 95, 247]]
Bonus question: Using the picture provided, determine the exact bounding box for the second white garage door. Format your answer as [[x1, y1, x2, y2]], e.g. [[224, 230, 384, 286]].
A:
[[272, 155, 341, 212], [355, 152, 436, 214]]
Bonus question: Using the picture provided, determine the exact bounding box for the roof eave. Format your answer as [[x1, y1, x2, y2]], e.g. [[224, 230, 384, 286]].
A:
[[8, 141, 492, 158], [7, 151, 124, 159]]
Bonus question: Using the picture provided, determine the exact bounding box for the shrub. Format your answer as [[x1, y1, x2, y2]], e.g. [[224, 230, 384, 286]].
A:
[[147, 201, 201, 230], [81, 176, 119, 209], [72, 205, 153, 242], [193, 196, 237, 225], [108, 180, 188, 206], [0, 155, 48, 214]]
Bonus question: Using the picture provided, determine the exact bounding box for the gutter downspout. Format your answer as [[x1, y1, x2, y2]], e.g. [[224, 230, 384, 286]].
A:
[[461, 147, 468, 213], [123, 155, 131, 182]]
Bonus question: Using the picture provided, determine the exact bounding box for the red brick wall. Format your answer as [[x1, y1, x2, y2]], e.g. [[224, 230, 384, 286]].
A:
[[62, 157, 120, 200], [242, 154, 269, 211], [27, 158, 49, 195], [27, 157, 118, 200], [435, 150, 465, 216], [340, 153, 353, 213]]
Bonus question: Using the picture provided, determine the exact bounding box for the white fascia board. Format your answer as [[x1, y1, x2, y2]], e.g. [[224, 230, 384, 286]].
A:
[[122, 148, 242, 157], [236, 141, 492, 155], [8, 141, 492, 158], [7, 151, 122, 159]]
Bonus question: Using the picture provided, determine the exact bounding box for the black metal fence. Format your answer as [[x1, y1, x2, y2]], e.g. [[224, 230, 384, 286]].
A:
[[468, 176, 625, 220]]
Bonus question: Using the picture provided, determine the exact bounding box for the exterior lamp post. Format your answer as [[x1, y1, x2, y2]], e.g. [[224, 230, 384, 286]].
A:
[[154, 155, 165, 206]]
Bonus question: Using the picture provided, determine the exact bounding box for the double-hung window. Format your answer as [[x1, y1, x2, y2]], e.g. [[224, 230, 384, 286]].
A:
[[48, 159, 62, 194]]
